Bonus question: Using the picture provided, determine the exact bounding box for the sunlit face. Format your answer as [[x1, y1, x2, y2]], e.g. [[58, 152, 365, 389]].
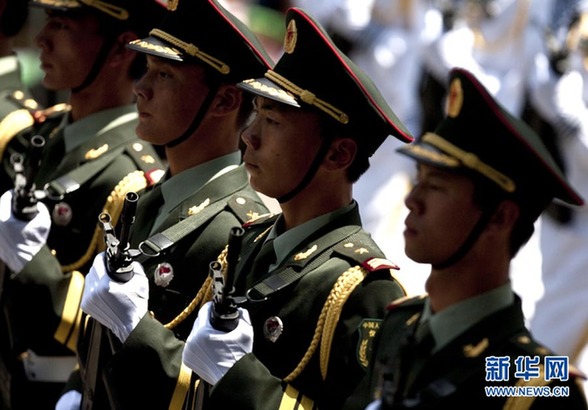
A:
[[35, 11, 105, 91], [240, 96, 322, 199], [133, 55, 211, 145], [403, 162, 483, 265]]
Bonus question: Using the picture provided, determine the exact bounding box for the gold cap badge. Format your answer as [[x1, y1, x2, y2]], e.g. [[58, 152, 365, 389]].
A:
[[446, 78, 464, 118], [283, 19, 297, 54]]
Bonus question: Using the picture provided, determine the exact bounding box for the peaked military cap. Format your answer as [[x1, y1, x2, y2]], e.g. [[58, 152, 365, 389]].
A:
[[126, 0, 273, 82], [398, 68, 584, 212], [237, 7, 413, 156], [30, 0, 167, 37]]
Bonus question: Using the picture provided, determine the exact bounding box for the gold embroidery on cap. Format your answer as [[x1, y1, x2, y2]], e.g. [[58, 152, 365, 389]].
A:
[[129, 38, 181, 58], [241, 79, 298, 105], [446, 78, 463, 118], [167, 0, 178, 11], [284, 19, 297, 54]]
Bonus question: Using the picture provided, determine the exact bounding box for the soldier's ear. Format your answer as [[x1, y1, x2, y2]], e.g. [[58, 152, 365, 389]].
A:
[[210, 84, 242, 116], [109, 31, 139, 65], [488, 200, 520, 232], [323, 137, 357, 171]]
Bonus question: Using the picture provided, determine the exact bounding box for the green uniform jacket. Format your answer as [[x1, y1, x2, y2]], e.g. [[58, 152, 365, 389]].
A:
[[344, 295, 588, 410], [77, 164, 270, 409], [100, 203, 406, 410], [0, 107, 163, 408]]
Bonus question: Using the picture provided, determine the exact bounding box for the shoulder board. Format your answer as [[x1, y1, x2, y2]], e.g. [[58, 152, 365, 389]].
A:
[[7, 90, 42, 112], [242, 212, 277, 228], [123, 141, 165, 185], [509, 333, 555, 357], [509, 334, 587, 380], [386, 294, 427, 311], [332, 231, 397, 269], [227, 194, 271, 225]]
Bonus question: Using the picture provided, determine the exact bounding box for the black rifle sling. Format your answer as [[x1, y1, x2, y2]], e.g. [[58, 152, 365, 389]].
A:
[[245, 225, 363, 303], [44, 147, 125, 198], [137, 197, 234, 261]]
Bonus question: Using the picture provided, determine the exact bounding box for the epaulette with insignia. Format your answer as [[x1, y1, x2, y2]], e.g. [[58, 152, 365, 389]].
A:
[[227, 194, 271, 225], [386, 294, 427, 311], [123, 141, 165, 186], [509, 334, 588, 380], [332, 232, 393, 268], [509, 334, 554, 357]]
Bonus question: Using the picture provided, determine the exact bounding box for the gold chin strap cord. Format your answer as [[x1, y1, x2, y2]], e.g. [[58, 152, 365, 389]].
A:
[[150, 29, 231, 75], [265, 70, 349, 125], [79, 0, 129, 20], [422, 132, 516, 193]]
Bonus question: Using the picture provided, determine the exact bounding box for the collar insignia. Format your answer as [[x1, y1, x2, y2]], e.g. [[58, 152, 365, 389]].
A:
[[294, 244, 317, 261], [463, 338, 489, 358], [188, 198, 210, 216]]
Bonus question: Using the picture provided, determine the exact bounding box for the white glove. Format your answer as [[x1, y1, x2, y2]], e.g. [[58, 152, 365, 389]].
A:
[[182, 301, 253, 386], [81, 252, 148, 343], [0, 189, 50, 273], [55, 390, 82, 410], [366, 400, 382, 410]]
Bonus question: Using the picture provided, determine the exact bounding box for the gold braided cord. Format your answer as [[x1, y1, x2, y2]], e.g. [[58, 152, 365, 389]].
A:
[[284, 266, 368, 383], [422, 132, 516, 193], [320, 266, 368, 380], [60, 170, 148, 272], [79, 0, 129, 19], [162, 246, 229, 329], [0, 109, 35, 160], [265, 71, 349, 125], [150, 29, 230, 75]]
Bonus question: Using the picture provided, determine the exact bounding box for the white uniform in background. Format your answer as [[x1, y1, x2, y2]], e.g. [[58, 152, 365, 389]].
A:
[[529, 10, 588, 397]]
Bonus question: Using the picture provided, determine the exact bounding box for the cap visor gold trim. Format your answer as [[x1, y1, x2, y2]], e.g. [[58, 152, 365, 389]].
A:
[[238, 77, 300, 107]]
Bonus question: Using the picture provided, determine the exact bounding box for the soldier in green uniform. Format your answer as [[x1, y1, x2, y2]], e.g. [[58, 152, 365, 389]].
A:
[[62, 0, 273, 408], [171, 7, 414, 409], [343, 67, 588, 409], [0, 0, 166, 408]]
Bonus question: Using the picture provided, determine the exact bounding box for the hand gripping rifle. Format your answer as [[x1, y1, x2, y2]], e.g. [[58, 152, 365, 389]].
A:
[[98, 191, 141, 282], [10, 134, 46, 220], [209, 226, 244, 332], [80, 192, 141, 410]]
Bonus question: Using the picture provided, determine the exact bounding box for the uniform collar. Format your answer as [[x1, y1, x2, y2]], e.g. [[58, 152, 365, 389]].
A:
[[423, 282, 514, 352], [266, 201, 356, 269], [62, 104, 137, 153]]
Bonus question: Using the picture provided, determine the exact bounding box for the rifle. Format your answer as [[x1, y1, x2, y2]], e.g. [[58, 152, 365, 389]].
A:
[[80, 191, 141, 410], [209, 226, 244, 332], [98, 191, 141, 282], [10, 134, 46, 220]]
